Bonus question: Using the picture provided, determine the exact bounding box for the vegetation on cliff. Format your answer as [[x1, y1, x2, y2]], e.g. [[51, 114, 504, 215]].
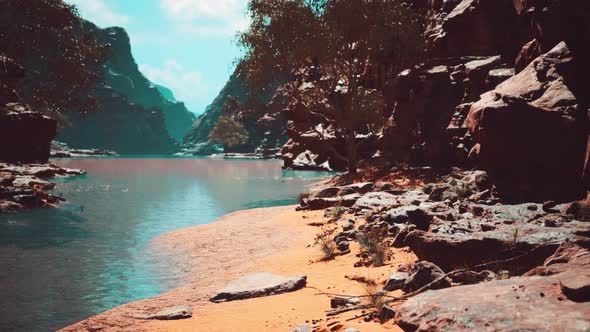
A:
[[0, 0, 108, 115], [236, 0, 426, 172]]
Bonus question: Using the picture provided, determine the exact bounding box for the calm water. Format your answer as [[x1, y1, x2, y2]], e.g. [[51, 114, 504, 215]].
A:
[[0, 157, 330, 332]]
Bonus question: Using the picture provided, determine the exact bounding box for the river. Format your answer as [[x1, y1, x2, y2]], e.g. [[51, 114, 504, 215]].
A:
[[0, 157, 330, 332]]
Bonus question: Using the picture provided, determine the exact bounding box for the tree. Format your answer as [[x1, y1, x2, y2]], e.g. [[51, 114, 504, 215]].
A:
[[208, 116, 250, 151], [238, 0, 425, 173], [0, 0, 109, 114]]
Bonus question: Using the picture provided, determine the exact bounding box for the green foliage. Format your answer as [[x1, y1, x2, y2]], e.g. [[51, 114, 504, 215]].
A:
[[238, 0, 426, 172], [208, 116, 250, 149], [222, 95, 242, 115], [0, 0, 109, 114]]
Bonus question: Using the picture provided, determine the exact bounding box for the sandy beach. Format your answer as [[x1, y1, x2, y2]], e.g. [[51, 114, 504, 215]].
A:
[[61, 205, 415, 332]]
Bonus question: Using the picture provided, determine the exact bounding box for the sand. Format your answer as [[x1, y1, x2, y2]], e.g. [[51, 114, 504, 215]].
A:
[[61, 205, 415, 332]]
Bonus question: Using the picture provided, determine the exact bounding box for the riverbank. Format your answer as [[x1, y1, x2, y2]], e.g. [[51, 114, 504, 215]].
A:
[[61, 204, 415, 332]]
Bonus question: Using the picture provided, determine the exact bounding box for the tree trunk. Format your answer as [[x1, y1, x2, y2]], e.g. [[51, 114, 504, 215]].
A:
[[345, 132, 359, 174]]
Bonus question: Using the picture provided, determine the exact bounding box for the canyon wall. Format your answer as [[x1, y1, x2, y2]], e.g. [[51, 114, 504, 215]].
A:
[[56, 21, 196, 154]]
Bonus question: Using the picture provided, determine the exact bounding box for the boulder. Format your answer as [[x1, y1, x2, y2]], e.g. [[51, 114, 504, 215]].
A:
[[305, 193, 361, 210], [395, 267, 590, 331], [467, 42, 589, 201], [425, 0, 521, 59], [384, 272, 410, 291], [405, 203, 590, 271], [0, 103, 56, 163], [377, 304, 396, 323], [403, 261, 451, 292], [210, 273, 307, 303]]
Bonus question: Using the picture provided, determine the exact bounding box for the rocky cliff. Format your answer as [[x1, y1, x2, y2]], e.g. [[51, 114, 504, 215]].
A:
[[182, 69, 287, 156], [56, 21, 196, 154], [0, 56, 56, 163], [280, 0, 590, 201]]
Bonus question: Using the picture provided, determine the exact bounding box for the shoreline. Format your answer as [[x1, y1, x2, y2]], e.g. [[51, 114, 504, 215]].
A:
[[61, 204, 414, 332]]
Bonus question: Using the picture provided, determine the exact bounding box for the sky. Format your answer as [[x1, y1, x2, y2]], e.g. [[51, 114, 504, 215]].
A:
[[65, 0, 250, 114]]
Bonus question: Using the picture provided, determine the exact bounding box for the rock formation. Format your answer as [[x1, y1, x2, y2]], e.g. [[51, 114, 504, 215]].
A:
[[0, 56, 56, 163], [182, 70, 287, 157]]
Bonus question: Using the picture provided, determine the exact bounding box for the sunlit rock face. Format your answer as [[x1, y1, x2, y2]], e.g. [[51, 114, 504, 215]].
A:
[[56, 21, 196, 154]]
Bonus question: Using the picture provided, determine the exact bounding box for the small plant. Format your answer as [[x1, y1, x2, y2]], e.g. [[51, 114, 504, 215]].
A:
[[363, 279, 386, 310], [358, 229, 388, 267], [455, 182, 472, 199], [315, 227, 337, 261], [325, 205, 346, 220]]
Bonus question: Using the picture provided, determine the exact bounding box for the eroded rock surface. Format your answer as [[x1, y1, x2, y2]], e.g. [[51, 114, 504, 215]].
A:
[[395, 266, 590, 331]]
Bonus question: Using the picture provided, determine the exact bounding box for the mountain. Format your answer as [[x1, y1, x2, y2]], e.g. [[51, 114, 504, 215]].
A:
[[56, 21, 196, 153], [156, 84, 176, 102]]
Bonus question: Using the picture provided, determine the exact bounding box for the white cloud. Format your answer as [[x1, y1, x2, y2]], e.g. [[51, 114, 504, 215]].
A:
[[160, 0, 249, 37], [67, 0, 129, 27], [139, 60, 208, 112]]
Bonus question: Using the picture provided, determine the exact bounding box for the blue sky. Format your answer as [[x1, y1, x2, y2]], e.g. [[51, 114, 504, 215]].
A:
[[66, 0, 249, 114]]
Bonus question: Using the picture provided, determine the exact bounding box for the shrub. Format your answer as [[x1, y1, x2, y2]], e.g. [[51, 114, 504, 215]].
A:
[[358, 229, 388, 267], [325, 205, 346, 220], [314, 227, 337, 261], [363, 279, 386, 310]]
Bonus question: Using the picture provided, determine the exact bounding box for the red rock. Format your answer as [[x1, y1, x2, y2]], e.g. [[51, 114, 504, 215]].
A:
[[467, 42, 588, 201], [395, 266, 590, 331]]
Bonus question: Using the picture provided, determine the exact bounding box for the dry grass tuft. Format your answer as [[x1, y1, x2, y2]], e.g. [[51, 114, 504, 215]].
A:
[[363, 279, 386, 310], [314, 227, 337, 261], [358, 229, 389, 267]]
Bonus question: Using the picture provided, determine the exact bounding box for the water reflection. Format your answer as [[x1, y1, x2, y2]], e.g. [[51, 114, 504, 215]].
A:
[[0, 157, 330, 332]]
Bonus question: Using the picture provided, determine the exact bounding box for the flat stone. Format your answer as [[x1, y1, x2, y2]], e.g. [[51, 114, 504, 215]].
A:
[[135, 305, 192, 320], [210, 273, 307, 302], [353, 191, 398, 211]]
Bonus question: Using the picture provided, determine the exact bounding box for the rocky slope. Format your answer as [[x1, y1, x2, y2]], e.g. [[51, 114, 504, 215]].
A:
[[56, 21, 196, 154], [181, 70, 287, 157], [296, 164, 590, 331]]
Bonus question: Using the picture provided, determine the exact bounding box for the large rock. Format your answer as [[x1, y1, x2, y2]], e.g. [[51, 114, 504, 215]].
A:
[[380, 55, 510, 166], [210, 273, 307, 303], [403, 261, 451, 292], [425, 0, 521, 59], [405, 204, 590, 271], [0, 103, 56, 163], [395, 266, 590, 331], [513, 0, 590, 62], [467, 42, 589, 201]]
